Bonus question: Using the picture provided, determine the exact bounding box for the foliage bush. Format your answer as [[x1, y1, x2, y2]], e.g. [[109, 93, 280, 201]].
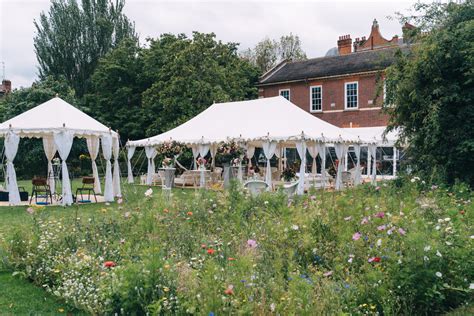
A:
[[3, 179, 473, 314]]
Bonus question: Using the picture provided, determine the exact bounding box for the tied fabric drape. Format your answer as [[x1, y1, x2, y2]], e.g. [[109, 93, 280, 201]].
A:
[[54, 131, 74, 205], [191, 145, 199, 170], [145, 146, 157, 186], [368, 144, 377, 185], [262, 141, 277, 189], [316, 143, 326, 187], [127, 147, 136, 184], [246, 145, 255, 169], [295, 141, 307, 195], [5, 132, 20, 205], [86, 136, 101, 194], [334, 143, 348, 190], [210, 144, 218, 169], [101, 135, 114, 202], [42, 135, 57, 195], [353, 144, 362, 185], [112, 137, 121, 197], [307, 142, 318, 175], [198, 144, 210, 188]]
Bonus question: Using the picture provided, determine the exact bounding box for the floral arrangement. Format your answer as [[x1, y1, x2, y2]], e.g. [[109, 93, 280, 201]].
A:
[[197, 157, 207, 169], [217, 141, 244, 164], [162, 157, 174, 168], [282, 166, 296, 182], [156, 141, 184, 158]]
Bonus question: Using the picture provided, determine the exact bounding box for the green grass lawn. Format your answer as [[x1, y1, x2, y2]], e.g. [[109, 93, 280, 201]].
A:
[[0, 271, 86, 314]]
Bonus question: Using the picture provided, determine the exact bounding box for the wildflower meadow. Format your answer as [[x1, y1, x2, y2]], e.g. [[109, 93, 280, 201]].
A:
[[1, 179, 473, 314]]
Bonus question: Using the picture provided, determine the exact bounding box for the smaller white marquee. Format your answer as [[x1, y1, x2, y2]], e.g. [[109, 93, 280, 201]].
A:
[[0, 97, 120, 206]]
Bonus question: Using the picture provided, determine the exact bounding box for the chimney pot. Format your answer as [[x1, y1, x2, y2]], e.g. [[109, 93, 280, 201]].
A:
[[337, 34, 352, 55]]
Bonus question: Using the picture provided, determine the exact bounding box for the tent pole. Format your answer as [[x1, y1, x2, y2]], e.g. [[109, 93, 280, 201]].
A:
[[393, 147, 397, 177]]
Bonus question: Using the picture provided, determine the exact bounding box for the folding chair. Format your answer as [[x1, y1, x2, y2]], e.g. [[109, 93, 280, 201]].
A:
[[30, 177, 53, 205], [75, 177, 97, 203]]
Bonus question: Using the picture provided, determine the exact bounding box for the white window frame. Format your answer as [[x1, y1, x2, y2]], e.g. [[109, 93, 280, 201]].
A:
[[309, 85, 323, 113], [279, 88, 290, 101], [344, 81, 359, 110]]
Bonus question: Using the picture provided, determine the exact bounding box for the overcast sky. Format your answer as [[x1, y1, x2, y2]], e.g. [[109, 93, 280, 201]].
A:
[[1, 0, 420, 89]]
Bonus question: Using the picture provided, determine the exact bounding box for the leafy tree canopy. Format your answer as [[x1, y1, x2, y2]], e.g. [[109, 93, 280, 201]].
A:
[[242, 33, 307, 73], [141, 32, 260, 136], [34, 0, 136, 97], [385, 0, 474, 186], [83, 38, 148, 142]]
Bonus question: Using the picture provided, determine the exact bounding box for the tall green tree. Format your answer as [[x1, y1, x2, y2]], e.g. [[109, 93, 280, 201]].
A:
[[34, 0, 136, 97], [385, 0, 474, 186], [83, 38, 149, 142], [279, 33, 307, 61], [141, 32, 260, 136], [242, 33, 307, 73]]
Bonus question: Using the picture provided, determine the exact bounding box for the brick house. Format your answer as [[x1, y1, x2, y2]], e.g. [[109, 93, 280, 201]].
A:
[[257, 19, 410, 128], [0, 79, 12, 97]]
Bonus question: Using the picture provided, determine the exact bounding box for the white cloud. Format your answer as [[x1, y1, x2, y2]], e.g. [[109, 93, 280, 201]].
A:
[[1, 0, 416, 89]]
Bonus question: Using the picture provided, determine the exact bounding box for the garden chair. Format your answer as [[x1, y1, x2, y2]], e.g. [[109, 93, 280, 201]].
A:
[[30, 177, 53, 205], [75, 176, 97, 203], [282, 181, 299, 197], [243, 180, 269, 197]]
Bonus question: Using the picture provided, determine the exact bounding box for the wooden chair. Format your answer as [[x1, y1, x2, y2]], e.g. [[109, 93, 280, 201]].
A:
[[30, 177, 53, 205], [75, 177, 97, 203]]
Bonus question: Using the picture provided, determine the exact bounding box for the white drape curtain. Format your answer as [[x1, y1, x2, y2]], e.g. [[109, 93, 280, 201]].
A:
[[5, 132, 20, 205], [127, 147, 135, 184], [191, 145, 199, 170], [307, 142, 318, 175], [112, 137, 121, 197], [42, 135, 57, 195], [334, 143, 348, 191], [145, 146, 157, 186], [353, 144, 362, 185], [368, 144, 377, 185], [246, 145, 255, 168], [316, 143, 326, 187], [262, 141, 277, 189], [295, 141, 307, 195], [210, 144, 218, 169], [101, 135, 114, 202], [198, 144, 210, 188], [86, 136, 101, 194], [54, 131, 74, 205]]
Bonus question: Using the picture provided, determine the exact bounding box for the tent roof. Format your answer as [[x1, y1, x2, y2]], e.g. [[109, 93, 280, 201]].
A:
[[343, 126, 399, 146], [128, 96, 365, 147], [0, 97, 118, 138]]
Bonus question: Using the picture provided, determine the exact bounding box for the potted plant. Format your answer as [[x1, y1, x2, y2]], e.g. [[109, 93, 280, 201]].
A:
[[282, 166, 296, 182]]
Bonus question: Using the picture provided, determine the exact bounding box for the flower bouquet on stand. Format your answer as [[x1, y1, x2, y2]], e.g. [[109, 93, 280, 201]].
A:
[[157, 141, 183, 162], [162, 157, 174, 169], [282, 166, 296, 182], [217, 141, 244, 188]]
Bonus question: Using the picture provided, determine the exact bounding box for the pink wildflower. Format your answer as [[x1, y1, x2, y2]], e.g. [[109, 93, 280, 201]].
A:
[[352, 232, 362, 241], [377, 225, 386, 231], [398, 228, 406, 235], [374, 212, 385, 218], [247, 239, 258, 248], [361, 217, 369, 225]]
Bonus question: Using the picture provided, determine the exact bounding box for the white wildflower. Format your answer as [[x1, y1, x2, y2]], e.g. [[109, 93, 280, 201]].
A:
[[435, 272, 442, 278]]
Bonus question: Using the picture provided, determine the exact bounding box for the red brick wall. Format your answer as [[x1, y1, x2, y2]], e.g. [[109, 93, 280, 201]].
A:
[[259, 73, 389, 127]]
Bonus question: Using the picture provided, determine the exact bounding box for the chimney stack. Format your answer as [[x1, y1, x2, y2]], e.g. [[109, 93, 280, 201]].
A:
[[1, 79, 11, 94], [337, 34, 352, 55]]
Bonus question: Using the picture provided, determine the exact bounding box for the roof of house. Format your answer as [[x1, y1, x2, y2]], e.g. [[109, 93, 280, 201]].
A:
[[259, 46, 407, 85]]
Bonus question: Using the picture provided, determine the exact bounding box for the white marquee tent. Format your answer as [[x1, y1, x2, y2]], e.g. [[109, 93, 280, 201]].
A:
[[127, 96, 376, 193], [0, 97, 121, 206]]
